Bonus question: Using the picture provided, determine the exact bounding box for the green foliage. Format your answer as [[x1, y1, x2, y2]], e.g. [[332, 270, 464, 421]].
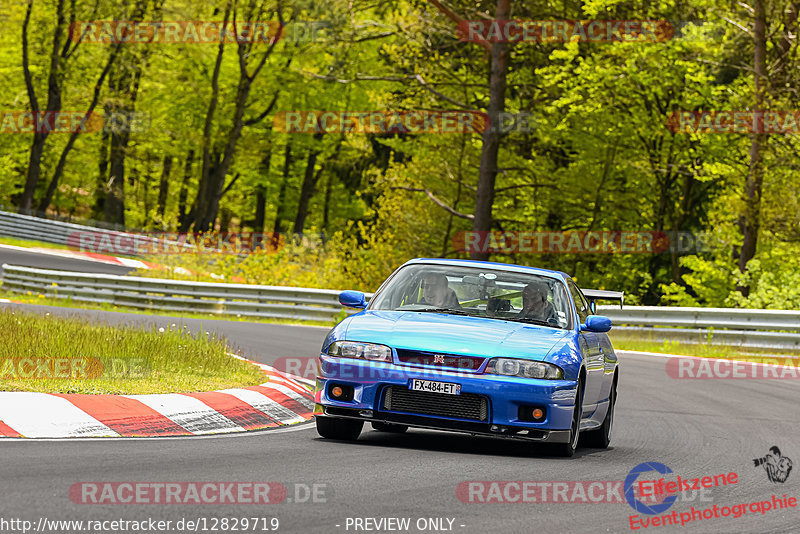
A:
[[1, 0, 799, 308]]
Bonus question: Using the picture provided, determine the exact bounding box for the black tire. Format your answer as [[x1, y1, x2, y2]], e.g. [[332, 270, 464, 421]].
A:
[[551, 376, 584, 458], [371, 422, 408, 433], [583, 377, 616, 449], [315, 416, 363, 440]]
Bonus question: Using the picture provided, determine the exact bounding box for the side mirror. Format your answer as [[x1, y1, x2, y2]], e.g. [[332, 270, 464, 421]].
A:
[[582, 315, 611, 333], [339, 290, 367, 309]]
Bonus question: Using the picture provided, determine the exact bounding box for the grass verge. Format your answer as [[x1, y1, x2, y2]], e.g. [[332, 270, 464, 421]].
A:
[[0, 236, 72, 251], [0, 307, 266, 394]]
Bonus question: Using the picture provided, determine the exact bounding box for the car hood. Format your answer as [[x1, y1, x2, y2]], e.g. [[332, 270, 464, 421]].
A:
[[342, 310, 571, 361]]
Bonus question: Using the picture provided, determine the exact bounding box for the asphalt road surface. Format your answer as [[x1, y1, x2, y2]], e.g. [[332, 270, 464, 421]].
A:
[[1, 303, 798, 534]]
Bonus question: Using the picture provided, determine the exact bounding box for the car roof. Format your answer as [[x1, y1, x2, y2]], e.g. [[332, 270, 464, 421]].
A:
[[402, 258, 571, 282]]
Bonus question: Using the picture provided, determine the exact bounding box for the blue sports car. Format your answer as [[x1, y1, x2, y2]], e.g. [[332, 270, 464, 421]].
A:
[[313, 258, 621, 457]]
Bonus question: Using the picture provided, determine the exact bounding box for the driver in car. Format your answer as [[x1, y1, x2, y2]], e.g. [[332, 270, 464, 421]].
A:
[[421, 273, 461, 309], [519, 281, 557, 323]]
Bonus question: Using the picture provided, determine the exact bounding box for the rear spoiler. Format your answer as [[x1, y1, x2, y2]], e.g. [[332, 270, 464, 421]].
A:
[[581, 289, 624, 311]]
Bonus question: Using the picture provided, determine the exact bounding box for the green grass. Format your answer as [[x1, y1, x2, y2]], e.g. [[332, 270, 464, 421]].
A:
[[0, 308, 267, 394], [0, 235, 72, 251]]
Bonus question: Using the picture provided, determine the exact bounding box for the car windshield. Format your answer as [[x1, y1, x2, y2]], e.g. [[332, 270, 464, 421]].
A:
[[369, 264, 572, 329]]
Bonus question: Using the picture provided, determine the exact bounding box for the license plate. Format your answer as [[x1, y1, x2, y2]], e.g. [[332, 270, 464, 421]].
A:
[[409, 379, 461, 395]]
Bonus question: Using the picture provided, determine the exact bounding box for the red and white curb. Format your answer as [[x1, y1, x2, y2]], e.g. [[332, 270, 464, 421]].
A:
[[0, 364, 314, 439]]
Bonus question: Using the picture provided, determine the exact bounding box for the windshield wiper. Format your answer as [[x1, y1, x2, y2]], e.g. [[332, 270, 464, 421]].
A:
[[510, 317, 558, 327], [414, 307, 470, 315]]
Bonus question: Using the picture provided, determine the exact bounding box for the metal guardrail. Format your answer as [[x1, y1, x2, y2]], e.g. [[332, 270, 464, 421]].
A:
[[1, 264, 799, 348], [0, 210, 95, 247], [0, 210, 190, 255], [597, 305, 800, 331], [0, 265, 369, 323], [597, 306, 800, 351], [609, 326, 800, 351]]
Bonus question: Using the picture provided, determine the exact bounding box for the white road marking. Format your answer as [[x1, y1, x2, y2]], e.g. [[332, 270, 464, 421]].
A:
[[0, 420, 315, 442]]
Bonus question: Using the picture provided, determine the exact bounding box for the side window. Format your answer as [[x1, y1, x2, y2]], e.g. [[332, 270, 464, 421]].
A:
[[551, 283, 572, 329], [567, 280, 590, 324]]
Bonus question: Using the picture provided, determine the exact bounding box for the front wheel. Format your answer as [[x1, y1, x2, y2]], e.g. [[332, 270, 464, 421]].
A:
[[315, 416, 363, 441], [551, 378, 583, 457], [583, 379, 616, 449]]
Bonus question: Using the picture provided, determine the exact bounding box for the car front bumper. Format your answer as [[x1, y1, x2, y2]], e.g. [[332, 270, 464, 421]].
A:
[[314, 355, 578, 443]]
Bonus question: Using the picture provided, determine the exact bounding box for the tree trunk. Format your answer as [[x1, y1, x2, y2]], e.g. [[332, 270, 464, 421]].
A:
[[103, 104, 130, 226], [92, 112, 112, 219], [157, 155, 173, 220], [219, 207, 231, 233], [38, 45, 120, 212], [254, 151, 271, 233], [21, 136, 46, 214], [142, 170, 153, 222], [738, 0, 768, 296], [189, 2, 284, 232], [183, 4, 231, 232], [178, 150, 194, 229], [272, 142, 292, 239], [293, 135, 325, 234], [19, 0, 67, 213], [470, 0, 510, 260], [322, 173, 333, 236]]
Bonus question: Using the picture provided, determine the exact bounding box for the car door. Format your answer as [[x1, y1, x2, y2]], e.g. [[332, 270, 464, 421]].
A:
[[567, 280, 602, 413]]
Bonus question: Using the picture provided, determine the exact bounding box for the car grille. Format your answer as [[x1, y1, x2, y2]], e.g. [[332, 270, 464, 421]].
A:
[[395, 349, 485, 371], [381, 386, 489, 422]]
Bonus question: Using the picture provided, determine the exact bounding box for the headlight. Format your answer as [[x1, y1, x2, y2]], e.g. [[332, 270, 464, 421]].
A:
[[326, 341, 393, 363], [485, 358, 563, 379]]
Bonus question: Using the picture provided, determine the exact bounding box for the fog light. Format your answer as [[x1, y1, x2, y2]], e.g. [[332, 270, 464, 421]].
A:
[[328, 383, 354, 401], [518, 405, 547, 422]]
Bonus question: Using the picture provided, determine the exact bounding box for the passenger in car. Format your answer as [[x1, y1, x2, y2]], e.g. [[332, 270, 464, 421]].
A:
[[421, 273, 461, 309], [520, 281, 557, 323]]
